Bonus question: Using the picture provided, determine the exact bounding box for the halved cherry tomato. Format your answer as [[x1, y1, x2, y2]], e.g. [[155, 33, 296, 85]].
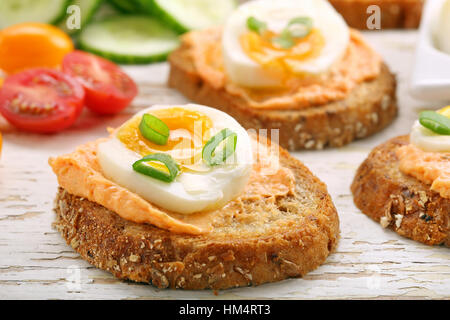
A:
[[0, 68, 85, 133], [0, 23, 73, 74], [62, 51, 138, 115]]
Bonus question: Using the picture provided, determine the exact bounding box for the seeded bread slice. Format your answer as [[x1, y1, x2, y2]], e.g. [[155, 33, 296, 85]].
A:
[[329, 0, 423, 29], [168, 37, 398, 151], [53, 145, 339, 290], [351, 135, 449, 246]]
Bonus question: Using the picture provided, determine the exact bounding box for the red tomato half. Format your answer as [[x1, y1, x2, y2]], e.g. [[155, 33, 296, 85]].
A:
[[62, 51, 138, 115], [0, 68, 85, 133]]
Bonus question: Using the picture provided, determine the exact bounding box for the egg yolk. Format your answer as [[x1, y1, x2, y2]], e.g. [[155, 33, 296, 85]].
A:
[[240, 28, 325, 77], [438, 106, 450, 118], [117, 108, 213, 170]]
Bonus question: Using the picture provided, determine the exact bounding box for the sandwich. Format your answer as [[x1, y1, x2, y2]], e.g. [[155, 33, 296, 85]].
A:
[[351, 107, 449, 246], [168, 0, 397, 151], [49, 103, 340, 289]]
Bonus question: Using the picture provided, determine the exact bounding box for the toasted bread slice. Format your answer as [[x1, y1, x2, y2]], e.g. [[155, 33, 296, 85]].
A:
[[53, 145, 339, 290], [329, 0, 423, 29], [351, 135, 449, 246], [168, 31, 398, 151]]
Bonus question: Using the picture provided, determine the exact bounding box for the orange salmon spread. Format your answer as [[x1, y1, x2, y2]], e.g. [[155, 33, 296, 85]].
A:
[[49, 137, 296, 235], [396, 144, 450, 199], [183, 28, 381, 110]]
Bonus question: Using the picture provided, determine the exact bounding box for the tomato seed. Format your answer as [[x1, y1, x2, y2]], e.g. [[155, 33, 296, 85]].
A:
[[9, 96, 55, 115]]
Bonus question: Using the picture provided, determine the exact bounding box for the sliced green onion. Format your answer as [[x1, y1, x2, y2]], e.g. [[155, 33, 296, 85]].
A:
[[139, 114, 170, 145], [271, 16, 313, 49], [272, 29, 295, 49], [247, 16, 267, 34], [287, 16, 313, 38], [419, 111, 450, 135], [132, 153, 180, 183], [202, 128, 237, 166]]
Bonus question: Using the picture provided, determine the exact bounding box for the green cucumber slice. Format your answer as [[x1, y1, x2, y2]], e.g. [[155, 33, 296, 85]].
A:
[[0, 0, 71, 29], [90, 1, 121, 20], [78, 15, 180, 64], [59, 0, 103, 35], [139, 0, 237, 33], [107, 0, 141, 13]]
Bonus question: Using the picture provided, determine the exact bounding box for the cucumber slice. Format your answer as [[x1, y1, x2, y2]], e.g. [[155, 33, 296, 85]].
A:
[[78, 15, 180, 64], [59, 0, 103, 35], [0, 0, 70, 29], [139, 0, 237, 33], [107, 0, 141, 13], [90, 1, 121, 20]]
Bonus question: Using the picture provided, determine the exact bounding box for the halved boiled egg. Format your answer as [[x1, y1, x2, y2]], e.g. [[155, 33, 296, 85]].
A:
[[410, 107, 450, 153], [222, 0, 350, 88], [97, 104, 253, 214]]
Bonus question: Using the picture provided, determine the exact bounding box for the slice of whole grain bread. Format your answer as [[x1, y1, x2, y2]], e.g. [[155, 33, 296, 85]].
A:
[[351, 135, 449, 246], [53, 144, 339, 290]]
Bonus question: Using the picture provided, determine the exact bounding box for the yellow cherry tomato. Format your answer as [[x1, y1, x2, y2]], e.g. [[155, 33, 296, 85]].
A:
[[437, 105, 450, 118], [0, 23, 74, 74]]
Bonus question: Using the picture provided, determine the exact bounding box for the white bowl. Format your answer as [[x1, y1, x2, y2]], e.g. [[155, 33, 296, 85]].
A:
[[410, 0, 450, 101]]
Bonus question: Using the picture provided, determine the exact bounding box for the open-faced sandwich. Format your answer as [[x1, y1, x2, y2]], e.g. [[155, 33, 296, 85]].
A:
[[49, 103, 339, 290], [352, 107, 450, 246], [168, 0, 397, 151]]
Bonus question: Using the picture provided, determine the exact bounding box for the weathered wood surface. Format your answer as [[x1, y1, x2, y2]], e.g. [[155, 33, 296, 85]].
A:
[[0, 31, 449, 300]]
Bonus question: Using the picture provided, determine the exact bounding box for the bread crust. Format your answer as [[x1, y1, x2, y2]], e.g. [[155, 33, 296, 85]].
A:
[[351, 135, 449, 246], [168, 41, 398, 151], [329, 0, 423, 29], [53, 147, 340, 290]]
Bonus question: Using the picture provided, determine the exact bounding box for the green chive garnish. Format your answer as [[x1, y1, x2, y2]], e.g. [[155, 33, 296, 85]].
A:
[[202, 128, 237, 166], [287, 17, 313, 38], [132, 153, 180, 183], [419, 111, 450, 135], [271, 29, 295, 49], [246, 15, 314, 50], [272, 16, 314, 49], [247, 16, 267, 35], [139, 114, 170, 145]]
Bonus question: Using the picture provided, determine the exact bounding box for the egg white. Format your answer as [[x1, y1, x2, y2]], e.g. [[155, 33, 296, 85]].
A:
[[410, 120, 450, 153], [97, 104, 253, 214], [222, 0, 350, 88]]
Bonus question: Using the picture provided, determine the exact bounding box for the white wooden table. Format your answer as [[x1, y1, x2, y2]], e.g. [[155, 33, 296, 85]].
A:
[[0, 31, 449, 300]]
